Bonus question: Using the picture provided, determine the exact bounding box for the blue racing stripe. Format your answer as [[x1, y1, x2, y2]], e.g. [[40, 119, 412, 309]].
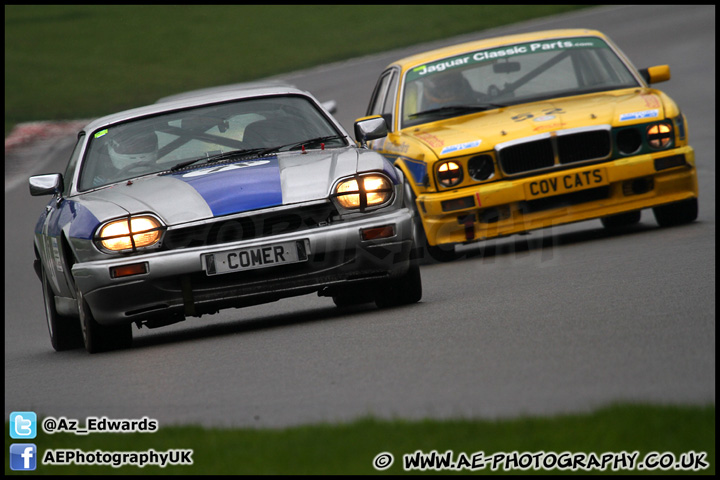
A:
[[170, 157, 283, 216], [42, 199, 100, 240]]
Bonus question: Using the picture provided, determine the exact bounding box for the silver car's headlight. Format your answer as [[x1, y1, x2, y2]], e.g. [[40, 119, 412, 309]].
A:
[[96, 215, 164, 252], [333, 174, 394, 210]]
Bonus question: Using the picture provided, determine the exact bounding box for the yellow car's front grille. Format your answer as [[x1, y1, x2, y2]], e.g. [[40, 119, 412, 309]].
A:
[[497, 129, 612, 175]]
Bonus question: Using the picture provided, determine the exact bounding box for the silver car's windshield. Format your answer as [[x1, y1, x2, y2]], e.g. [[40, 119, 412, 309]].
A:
[[401, 36, 639, 128], [78, 95, 346, 191]]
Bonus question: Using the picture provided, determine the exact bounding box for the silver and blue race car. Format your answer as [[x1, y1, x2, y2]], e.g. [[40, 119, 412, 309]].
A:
[[30, 84, 421, 353]]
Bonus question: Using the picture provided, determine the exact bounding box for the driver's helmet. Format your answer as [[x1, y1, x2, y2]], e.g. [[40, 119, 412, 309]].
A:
[[108, 127, 158, 170], [423, 70, 470, 106]]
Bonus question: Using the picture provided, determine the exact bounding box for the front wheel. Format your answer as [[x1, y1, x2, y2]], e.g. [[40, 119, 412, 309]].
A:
[[375, 258, 422, 308], [405, 182, 461, 263], [426, 242, 462, 263], [653, 198, 698, 227], [332, 289, 375, 308], [601, 210, 642, 229], [42, 267, 83, 351], [77, 287, 132, 353]]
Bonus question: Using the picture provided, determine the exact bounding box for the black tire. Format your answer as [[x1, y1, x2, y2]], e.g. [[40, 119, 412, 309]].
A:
[[601, 210, 642, 229], [332, 290, 375, 308], [41, 267, 83, 351], [653, 198, 698, 227], [77, 287, 132, 353], [375, 259, 422, 308], [405, 181, 461, 263], [426, 242, 462, 263]]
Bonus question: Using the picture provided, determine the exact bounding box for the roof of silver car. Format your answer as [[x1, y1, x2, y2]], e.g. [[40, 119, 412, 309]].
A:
[[80, 81, 311, 135]]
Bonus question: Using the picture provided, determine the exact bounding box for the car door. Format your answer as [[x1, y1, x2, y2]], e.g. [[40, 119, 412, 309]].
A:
[[366, 67, 399, 131], [37, 135, 85, 299], [366, 67, 404, 156]]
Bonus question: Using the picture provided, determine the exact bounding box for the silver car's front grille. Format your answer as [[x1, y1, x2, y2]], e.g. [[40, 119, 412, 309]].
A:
[[161, 203, 337, 251], [497, 126, 612, 176]]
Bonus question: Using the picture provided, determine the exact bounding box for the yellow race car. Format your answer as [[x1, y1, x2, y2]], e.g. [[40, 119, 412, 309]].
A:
[[362, 29, 698, 261]]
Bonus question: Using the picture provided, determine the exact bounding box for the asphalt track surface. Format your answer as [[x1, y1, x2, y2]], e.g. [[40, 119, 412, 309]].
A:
[[5, 5, 715, 428]]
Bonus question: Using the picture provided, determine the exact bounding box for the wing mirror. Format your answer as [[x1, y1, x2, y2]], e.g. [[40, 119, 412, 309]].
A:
[[29, 173, 63, 196], [639, 65, 670, 84], [353, 115, 388, 149], [321, 100, 337, 115]]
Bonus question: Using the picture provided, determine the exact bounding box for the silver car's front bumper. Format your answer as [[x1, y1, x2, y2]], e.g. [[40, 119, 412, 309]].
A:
[[72, 207, 415, 326]]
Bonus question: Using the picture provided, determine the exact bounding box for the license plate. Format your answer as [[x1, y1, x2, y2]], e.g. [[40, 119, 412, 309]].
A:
[[203, 240, 309, 276], [524, 168, 608, 199]]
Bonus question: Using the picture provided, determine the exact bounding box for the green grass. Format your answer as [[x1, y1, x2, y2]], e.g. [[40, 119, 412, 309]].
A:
[[5, 5, 592, 134], [5, 404, 714, 475]]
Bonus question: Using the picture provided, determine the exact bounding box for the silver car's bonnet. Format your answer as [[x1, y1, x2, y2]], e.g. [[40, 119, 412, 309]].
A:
[[76, 147, 391, 226]]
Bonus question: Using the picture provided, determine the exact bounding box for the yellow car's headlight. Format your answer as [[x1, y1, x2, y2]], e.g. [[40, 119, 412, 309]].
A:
[[437, 161, 463, 188], [334, 174, 393, 210], [647, 122, 673, 149], [97, 215, 163, 252]]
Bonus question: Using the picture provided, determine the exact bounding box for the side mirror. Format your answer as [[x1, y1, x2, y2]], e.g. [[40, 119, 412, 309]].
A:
[[321, 100, 337, 115], [639, 65, 671, 84], [29, 173, 63, 196], [353, 115, 388, 149]]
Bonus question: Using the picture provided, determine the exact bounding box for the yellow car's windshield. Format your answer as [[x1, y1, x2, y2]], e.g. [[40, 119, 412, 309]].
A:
[[401, 36, 639, 128]]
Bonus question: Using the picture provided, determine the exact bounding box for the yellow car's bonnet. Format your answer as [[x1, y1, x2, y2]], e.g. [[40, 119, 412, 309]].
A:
[[406, 89, 670, 161]]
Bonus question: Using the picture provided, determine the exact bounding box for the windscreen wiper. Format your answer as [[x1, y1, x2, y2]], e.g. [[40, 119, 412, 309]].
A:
[[169, 147, 269, 172], [259, 135, 345, 155], [169, 135, 346, 172], [409, 103, 505, 119]]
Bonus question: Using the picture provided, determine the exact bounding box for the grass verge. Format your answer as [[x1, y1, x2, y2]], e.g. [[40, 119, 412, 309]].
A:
[[5, 5, 592, 134], [5, 404, 714, 475]]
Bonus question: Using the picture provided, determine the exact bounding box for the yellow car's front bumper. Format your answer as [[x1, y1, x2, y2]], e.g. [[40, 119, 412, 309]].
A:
[[416, 146, 698, 246]]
